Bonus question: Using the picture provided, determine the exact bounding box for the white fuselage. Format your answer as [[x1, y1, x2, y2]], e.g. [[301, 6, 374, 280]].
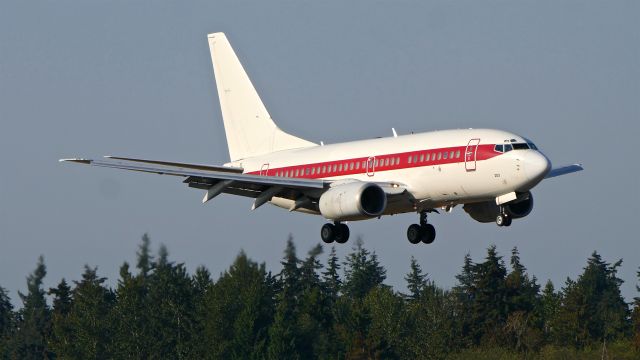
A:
[[230, 128, 551, 217]]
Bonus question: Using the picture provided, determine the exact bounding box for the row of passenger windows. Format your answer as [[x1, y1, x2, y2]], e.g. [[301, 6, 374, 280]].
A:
[[271, 149, 462, 177], [408, 149, 461, 164]]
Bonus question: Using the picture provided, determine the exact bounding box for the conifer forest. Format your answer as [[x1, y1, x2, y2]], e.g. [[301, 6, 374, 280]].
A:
[[1, 234, 639, 359]]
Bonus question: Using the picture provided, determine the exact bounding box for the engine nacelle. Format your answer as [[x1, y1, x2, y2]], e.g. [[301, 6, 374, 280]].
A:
[[463, 192, 534, 223], [319, 182, 387, 221]]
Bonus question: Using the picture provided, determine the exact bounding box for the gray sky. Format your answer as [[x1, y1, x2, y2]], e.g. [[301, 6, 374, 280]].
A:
[[1, 0, 638, 306]]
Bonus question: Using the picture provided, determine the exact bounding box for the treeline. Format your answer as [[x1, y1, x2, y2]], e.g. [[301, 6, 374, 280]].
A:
[[0, 234, 639, 359]]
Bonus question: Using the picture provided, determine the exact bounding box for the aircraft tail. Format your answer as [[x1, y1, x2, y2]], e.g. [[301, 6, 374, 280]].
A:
[[207, 33, 316, 162]]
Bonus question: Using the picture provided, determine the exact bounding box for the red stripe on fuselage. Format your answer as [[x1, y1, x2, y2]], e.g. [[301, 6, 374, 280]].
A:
[[247, 144, 500, 178]]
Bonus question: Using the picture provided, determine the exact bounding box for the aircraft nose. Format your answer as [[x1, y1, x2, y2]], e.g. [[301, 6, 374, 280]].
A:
[[523, 151, 551, 184]]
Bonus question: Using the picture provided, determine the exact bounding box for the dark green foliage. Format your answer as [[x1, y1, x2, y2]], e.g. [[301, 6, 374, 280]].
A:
[[404, 256, 428, 300], [0, 286, 14, 358], [11, 256, 52, 359], [0, 235, 638, 359]]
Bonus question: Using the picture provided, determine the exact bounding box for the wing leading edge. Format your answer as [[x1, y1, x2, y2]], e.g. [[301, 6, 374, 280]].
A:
[[545, 163, 584, 179]]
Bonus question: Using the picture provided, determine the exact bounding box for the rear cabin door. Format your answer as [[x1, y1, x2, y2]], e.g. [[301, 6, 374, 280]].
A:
[[366, 156, 375, 177], [465, 139, 480, 171], [260, 163, 270, 176]]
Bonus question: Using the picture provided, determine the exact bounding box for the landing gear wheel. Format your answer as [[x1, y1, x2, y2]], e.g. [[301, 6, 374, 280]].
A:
[[407, 224, 422, 244], [335, 224, 350, 244], [496, 214, 507, 227], [321, 223, 336, 243], [422, 224, 436, 244], [503, 216, 512, 227]]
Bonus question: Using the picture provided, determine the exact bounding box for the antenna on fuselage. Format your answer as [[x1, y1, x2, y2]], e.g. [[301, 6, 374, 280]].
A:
[[392, 128, 398, 138]]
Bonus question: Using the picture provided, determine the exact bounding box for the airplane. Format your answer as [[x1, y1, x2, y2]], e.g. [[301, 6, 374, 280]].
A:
[[61, 32, 583, 245]]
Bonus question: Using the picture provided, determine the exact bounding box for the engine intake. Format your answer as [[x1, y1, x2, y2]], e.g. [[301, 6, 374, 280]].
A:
[[319, 182, 387, 221], [463, 192, 534, 223]]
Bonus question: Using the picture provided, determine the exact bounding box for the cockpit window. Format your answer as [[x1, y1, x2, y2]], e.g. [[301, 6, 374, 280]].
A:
[[512, 143, 529, 150], [504, 144, 513, 152], [494, 144, 504, 153], [527, 142, 538, 150]]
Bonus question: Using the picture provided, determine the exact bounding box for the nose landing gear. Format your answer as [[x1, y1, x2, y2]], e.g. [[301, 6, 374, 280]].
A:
[[321, 222, 350, 244], [407, 211, 436, 244], [496, 206, 512, 227]]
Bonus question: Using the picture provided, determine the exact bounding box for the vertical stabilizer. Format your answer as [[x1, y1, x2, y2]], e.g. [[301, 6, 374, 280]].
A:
[[208, 33, 316, 161]]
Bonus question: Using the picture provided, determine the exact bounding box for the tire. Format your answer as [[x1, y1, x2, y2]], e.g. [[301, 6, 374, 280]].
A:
[[407, 224, 422, 244], [321, 223, 335, 243], [335, 224, 350, 244], [422, 224, 436, 244], [503, 216, 512, 227], [496, 214, 506, 227]]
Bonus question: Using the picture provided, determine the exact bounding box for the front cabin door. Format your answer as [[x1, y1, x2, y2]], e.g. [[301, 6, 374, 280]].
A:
[[260, 163, 269, 176], [465, 139, 480, 171]]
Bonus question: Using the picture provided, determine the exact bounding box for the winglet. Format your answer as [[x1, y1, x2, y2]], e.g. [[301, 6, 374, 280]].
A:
[[59, 158, 92, 164]]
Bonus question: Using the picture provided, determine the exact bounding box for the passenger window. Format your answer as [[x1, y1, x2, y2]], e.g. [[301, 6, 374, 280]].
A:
[[332, 164, 337, 172], [443, 152, 448, 160], [408, 156, 412, 164], [384, 158, 389, 166], [420, 154, 424, 162], [349, 162, 354, 170], [375, 159, 379, 166], [338, 164, 343, 172], [311, 168, 315, 175], [295, 169, 299, 177], [322, 166, 326, 173], [396, 157, 400, 164], [355, 162, 360, 170], [450, 151, 454, 159], [437, 153, 442, 160], [305, 168, 310, 175], [456, 150, 461, 158], [426, 153, 430, 161], [413, 155, 418, 163]]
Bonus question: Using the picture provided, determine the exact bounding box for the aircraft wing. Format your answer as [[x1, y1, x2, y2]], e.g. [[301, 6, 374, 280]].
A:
[[545, 163, 583, 179], [60, 157, 408, 211], [61, 157, 329, 209]]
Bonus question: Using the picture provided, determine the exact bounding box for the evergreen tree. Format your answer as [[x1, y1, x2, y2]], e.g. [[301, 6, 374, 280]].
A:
[[190, 265, 213, 358], [0, 286, 14, 358], [552, 252, 629, 347], [12, 256, 52, 359], [540, 280, 560, 340], [453, 252, 475, 346], [146, 244, 197, 359], [342, 238, 387, 299], [631, 267, 640, 350], [137, 233, 153, 279], [48, 279, 74, 357], [404, 256, 428, 300], [470, 245, 508, 346], [204, 251, 275, 359], [322, 246, 341, 301], [64, 266, 115, 359]]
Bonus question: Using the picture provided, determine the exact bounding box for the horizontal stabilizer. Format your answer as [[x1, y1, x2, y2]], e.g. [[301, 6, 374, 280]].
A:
[[545, 163, 583, 179]]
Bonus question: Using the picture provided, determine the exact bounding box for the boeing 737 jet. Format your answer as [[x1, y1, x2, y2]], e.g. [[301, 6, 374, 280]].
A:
[[61, 32, 583, 245]]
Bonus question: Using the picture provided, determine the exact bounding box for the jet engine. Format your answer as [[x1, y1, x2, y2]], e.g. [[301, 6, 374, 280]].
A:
[[463, 192, 534, 223], [319, 182, 387, 221]]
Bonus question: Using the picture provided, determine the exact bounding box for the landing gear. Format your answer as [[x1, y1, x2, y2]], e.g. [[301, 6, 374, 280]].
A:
[[407, 211, 437, 244], [321, 222, 350, 244], [496, 207, 512, 227]]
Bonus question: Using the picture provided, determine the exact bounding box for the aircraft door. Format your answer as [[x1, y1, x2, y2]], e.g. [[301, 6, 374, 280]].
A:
[[465, 139, 480, 171], [260, 163, 270, 176], [366, 156, 375, 177]]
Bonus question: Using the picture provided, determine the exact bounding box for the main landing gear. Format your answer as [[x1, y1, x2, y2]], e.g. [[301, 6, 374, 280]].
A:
[[321, 222, 350, 244], [407, 211, 436, 244], [496, 206, 512, 227]]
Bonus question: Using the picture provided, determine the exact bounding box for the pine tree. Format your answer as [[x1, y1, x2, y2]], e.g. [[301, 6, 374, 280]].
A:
[[453, 252, 475, 346], [190, 265, 213, 358], [471, 245, 508, 346], [12, 256, 52, 359], [64, 266, 115, 359], [540, 280, 560, 339], [204, 251, 275, 359], [146, 244, 197, 358], [342, 238, 387, 299], [137, 233, 153, 279], [48, 279, 74, 356], [552, 252, 629, 347], [631, 267, 640, 350], [322, 246, 341, 301], [404, 256, 428, 300], [0, 286, 14, 358]]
